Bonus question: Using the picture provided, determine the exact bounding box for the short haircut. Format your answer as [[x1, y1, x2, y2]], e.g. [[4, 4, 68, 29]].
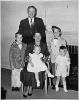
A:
[[27, 6, 37, 16], [15, 32, 22, 38], [59, 46, 67, 50], [51, 26, 61, 36]]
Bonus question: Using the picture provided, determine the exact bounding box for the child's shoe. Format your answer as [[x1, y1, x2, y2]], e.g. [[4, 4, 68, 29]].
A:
[[55, 86, 59, 92], [37, 80, 40, 87], [12, 87, 15, 91], [64, 86, 68, 92], [64, 88, 68, 92], [48, 73, 54, 78], [15, 87, 20, 91]]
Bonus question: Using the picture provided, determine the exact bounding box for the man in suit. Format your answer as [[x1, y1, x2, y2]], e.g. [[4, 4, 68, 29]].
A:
[[18, 6, 46, 44]]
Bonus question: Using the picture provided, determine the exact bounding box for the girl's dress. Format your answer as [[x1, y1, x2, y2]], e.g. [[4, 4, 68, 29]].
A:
[[27, 53, 47, 72]]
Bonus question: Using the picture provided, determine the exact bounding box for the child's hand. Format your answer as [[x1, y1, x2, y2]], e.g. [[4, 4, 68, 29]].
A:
[[41, 56, 45, 62], [67, 58, 70, 63], [67, 72, 69, 76], [31, 63, 34, 67]]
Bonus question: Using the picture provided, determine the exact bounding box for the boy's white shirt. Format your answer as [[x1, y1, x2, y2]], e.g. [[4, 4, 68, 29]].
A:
[[53, 38, 58, 45], [55, 55, 70, 67], [16, 42, 22, 50]]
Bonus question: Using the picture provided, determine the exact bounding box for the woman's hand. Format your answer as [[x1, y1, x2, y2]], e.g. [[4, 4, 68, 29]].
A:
[[28, 57, 32, 62], [67, 72, 69, 76]]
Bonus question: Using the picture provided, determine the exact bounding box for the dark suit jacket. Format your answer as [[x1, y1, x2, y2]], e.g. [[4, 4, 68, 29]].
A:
[[18, 17, 46, 44], [9, 41, 27, 69]]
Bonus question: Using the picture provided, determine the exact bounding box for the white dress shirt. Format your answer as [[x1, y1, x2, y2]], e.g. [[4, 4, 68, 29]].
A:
[[16, 42, 22, 50], [53, 38, 58, 45]]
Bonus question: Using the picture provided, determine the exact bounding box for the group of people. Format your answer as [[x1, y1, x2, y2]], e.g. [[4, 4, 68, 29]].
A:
[[9, 6, 70, 98]]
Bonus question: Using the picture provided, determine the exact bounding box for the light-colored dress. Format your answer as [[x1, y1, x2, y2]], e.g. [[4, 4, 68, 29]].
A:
[[27, 53, 47, 72], [55, 55, 70, 77]]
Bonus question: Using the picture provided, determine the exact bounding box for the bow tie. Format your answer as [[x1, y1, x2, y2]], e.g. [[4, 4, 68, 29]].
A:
[[54, 38, 58, 39]]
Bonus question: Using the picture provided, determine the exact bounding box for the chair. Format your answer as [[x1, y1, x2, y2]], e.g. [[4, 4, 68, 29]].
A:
[[21, 83, 23, 93]]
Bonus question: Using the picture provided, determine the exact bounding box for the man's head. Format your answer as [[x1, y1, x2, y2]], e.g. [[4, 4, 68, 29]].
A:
[[51, 26, 62, 38], [33, 32, 42, 43], [15, 32, 23, 43], [27, 6, 37, 18]]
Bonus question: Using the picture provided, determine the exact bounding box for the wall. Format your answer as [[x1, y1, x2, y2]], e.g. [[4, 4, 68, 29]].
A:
[[1, 1, 78, 69], [46, 31, 78, 46]]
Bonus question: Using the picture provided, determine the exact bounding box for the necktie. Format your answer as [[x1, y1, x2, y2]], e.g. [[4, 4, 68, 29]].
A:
[[30, 19, 33, 27], [30, 19, 34, 33]]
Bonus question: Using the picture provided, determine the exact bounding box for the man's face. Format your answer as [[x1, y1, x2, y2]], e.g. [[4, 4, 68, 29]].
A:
[[28, 7, 36, 18], [53, 28, 60, 38], [16, 34, 22, 43], [34, 33, 41, 42]]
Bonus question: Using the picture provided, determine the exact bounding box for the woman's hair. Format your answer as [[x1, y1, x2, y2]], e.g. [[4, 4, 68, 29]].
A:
[[33, 32, 42, 38], [27, 6, 37, 16]]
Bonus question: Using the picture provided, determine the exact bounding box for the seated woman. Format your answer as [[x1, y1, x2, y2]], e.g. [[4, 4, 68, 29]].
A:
[[20, 32, 51, 97], [27, 45, 54, 87]]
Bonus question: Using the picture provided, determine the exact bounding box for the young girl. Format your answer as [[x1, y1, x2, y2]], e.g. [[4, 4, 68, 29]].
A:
[[55, 46, 70, 92], [27, 45, 54, 87]]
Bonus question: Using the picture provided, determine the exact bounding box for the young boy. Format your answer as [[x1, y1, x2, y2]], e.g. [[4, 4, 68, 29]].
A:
[[55, 46, 70, 92], [48, 26, 69, 89], [9, 32, 27, 91]]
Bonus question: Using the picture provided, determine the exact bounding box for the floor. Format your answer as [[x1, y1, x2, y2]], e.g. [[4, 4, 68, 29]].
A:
[[1, 68, 78, 99]]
